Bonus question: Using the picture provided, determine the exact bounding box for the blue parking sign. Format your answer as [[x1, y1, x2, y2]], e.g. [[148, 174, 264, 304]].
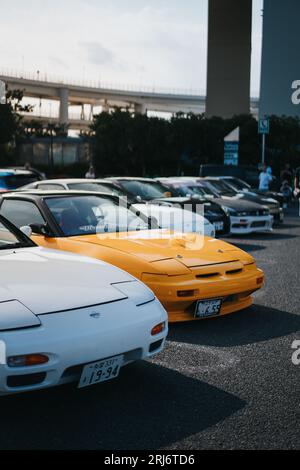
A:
[[259, 119, 270, 135]]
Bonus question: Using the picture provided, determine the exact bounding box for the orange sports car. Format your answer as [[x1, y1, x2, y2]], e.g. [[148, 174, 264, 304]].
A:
[[0, 191, 264, 323]]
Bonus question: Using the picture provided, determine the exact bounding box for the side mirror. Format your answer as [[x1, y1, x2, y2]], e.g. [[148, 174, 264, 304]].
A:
[[29, 223, 52, 237], [136, 195, 142, 203], [20, 226, 32, 238]]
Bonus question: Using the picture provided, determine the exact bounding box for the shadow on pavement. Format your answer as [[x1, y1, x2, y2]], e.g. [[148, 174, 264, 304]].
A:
[[168, 305, 300, 348], [226, 242, 266, 253], [276, 223, 300, 230], [229, 232, 297, 242], [0, 362, 245, 450]]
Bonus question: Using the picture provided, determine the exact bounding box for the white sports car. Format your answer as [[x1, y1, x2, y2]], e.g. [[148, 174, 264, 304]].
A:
[[133, 203, 216, 238], [0, 216, 167, 396]]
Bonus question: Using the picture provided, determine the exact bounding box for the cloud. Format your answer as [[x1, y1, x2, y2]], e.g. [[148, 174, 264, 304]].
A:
[[0, 0, 263, 94], [79, 42, 115, 65]]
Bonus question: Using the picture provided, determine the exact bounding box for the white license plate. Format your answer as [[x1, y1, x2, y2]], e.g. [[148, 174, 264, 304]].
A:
[[214, 221, 224, 232], [195, 299, 222, 318], [78, 355, 124, 389]]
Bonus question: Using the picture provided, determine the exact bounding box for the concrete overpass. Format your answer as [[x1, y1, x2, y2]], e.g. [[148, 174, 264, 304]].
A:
[[1, 1, 299, 125], [0, 69, 259, 130], [0, 70, 206, 129]]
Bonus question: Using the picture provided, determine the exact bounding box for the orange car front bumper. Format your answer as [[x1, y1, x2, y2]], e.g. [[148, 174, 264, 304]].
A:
[[142, 263, 264, 323]]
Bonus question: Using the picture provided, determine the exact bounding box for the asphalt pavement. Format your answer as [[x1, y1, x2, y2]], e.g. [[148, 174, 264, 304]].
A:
[[0, 207, 299, 450]]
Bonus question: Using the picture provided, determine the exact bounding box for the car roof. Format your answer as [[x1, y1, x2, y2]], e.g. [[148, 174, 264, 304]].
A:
[[34, 179, 113, 185], [0, 190, 120, 201], [107, 177, 157, 183], [0, 169, 35, 176], [159, 177, 199, 182], [204, 177, 224, 180]]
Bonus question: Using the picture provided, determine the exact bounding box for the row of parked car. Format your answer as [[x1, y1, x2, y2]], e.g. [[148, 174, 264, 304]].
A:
[[20, 173, 285, 236], [0, 166, 284, 396]]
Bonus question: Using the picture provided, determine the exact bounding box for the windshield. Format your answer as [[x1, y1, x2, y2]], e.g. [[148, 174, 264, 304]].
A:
[[118, 180, 172, 201], [0, 219, 33, 250], [188, 184, 219, 198], [168, 184, 194, 197], [225, 178, 251, 191], [45, 195, 152, 236], [205, 179, 236, 195]]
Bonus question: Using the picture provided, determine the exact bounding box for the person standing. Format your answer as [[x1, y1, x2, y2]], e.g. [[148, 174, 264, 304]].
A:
[[85, 165, 96, 179], [259, 165, 273, 191], [294, 166, 300, 199]]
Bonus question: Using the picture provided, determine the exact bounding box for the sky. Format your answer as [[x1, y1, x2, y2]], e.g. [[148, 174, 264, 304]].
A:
[[0, 0, 263, 96]]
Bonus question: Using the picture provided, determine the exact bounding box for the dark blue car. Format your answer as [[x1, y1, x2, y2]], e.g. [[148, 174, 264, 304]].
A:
[[0, 169, 42, 192]]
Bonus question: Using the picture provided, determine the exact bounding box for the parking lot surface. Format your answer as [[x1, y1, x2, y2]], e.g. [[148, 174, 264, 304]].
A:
[[0, 208, 299, 450]]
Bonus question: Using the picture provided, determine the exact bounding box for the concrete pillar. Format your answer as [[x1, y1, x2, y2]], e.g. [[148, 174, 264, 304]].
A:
[[102, 100, 109, 112], [134, 103, 147, 115], [89, 104, 94, 120], [206, 0, 252, 118], [59, 88, 69, 125], [260, 0, 300, 118], [80, 104, 85, 120], [0, 80, 5, 104]]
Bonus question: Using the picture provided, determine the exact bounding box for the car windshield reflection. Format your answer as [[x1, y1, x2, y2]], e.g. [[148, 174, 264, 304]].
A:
[[45, 195, 152, 236]]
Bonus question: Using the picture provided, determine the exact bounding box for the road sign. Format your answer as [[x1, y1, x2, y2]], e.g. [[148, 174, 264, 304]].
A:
[[224, 143, 239, 166], [224, 128, 239, 166], [0, 80, 5, 104], [259, 118, 270, 135]]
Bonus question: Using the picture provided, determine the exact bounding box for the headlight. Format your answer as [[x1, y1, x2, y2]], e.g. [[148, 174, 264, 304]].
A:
[[0, 301, 40, 332], [112, 281, 155, 306], [265, 198, 277, 203], [262, 206, 270, 215]]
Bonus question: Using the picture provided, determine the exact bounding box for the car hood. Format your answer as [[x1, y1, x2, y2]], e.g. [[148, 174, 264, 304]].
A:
[[72, 230, 252, 269], [214, 197, 265, 211], [237, 192, 279, 208], [0, 247, 133, 315]]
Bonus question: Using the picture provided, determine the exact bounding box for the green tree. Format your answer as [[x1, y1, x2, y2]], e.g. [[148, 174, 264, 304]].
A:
[[0, 88, 33, 163]]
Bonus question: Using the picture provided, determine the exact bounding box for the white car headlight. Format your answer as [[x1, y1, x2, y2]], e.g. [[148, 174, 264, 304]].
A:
[[0, 301, 41, 332], [112, 281, 155, 306]]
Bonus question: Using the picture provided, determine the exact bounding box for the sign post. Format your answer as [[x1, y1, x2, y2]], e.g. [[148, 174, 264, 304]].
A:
[[258, 118, 270, 165], [224, 127, 239, 166], [0, 80, 5, 104]]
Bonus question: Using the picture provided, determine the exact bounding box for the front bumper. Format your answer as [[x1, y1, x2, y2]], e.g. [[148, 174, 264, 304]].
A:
[[142, 263, 264, 323], [0, 298, 168, 396], [230, 215, 273, 234], [271, 208, 284, 224], [205, 215, 231, 237]]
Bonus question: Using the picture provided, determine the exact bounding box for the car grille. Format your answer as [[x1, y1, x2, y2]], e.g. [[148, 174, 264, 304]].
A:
[[192, 261, 244, 279], [251, 221, 267, 228], [241, 210, 268, 217]]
